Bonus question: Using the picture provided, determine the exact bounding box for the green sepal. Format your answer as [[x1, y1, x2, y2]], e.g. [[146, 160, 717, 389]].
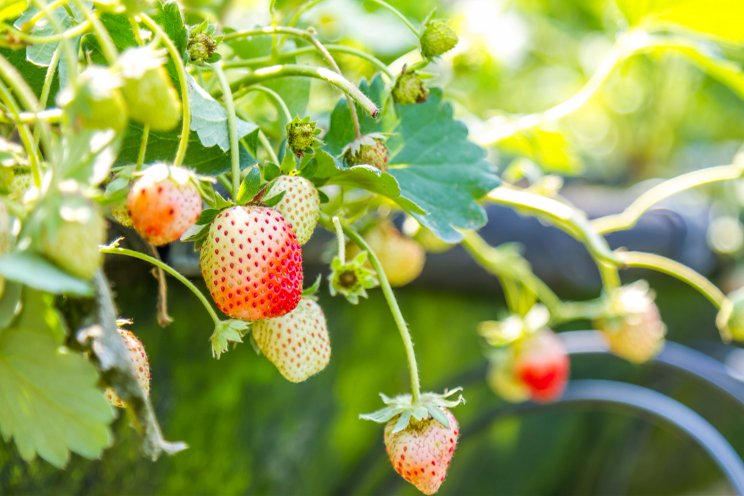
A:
[[359, 387, 465, 433], [302, 275, 322, 297], [262, 190, 286, 208], [328, 251, 379, 304], [236, 165, 262, 205], [210, 319, 251, 359]]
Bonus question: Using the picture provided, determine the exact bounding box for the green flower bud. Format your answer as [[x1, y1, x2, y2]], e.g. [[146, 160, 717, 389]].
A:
[[343, 134, 388, 171], [420, 19, 458, 59]]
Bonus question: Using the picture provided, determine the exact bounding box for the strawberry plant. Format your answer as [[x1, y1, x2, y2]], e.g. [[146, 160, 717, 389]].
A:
[[2, 0, 744, 493]]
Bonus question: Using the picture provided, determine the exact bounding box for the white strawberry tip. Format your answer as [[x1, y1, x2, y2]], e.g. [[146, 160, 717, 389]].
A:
[[359, 388, 465, 433]]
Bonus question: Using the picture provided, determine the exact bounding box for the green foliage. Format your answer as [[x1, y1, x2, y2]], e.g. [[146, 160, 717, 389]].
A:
[[0, 252, 93, 296], [0, 290, 113, 468], [325, 78, 500, 242]]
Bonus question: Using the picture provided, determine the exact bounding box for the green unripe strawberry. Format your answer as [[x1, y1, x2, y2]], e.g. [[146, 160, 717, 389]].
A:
[[118, 47, 181, 132], [59, 66, 128, 132], [718, 287, 744, 341], [392, 71, 429, 105], [188, 32, 218, 64], [420, 19, 458, 59], [343, 134, 388, 171], [8, 171, 32, 203], [37, 193, 107, 280], [287, 117, 321, 158]]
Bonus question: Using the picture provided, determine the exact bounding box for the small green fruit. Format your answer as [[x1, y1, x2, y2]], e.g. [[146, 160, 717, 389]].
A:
[[343, 134, 388, 171], [420, 19, 458, 59], [392, 72, 429, 105]]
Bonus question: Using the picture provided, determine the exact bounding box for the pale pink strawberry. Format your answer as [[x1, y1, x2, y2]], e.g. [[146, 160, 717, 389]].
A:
[[384, 409, 459, 495], [252, 298, 330, 382], [269, 175, 320, 245], [200, 206, 303, 321], [594, 282, 666, 363], [106, 329, 150, 408], [127, 163, 202, 246], [513, 330, 569, 403]]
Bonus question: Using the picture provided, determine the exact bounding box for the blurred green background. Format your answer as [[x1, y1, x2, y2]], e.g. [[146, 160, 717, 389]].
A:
[[6, 0, 744, 494]]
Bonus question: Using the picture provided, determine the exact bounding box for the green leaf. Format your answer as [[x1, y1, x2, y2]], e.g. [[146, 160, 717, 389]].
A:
[[115, 122, 255, 176], [0, 281, 21, 331], [0, 252, 94, 296], [14, 5, 75, 67], [616, 0, 744, 44], [0, 0, 26, 22], [58, 129, 121, 186], [325, 78, 500, 242], [152, 0, 188, 57], [236, 165, 261, 204], [650, 42, 744, 100], [0, 290, 113, 468], [496, 126, 582, 174], [187, 74, 258, 151]]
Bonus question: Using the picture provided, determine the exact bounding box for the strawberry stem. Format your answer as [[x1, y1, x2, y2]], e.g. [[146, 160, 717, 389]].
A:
[[322, 214, 421, 403], [592, 163, 744, 234], [332, 216, 346, 264], [139, 14, 191, 167], [100, 245, 222, 326], [212, 61, 241, 200]]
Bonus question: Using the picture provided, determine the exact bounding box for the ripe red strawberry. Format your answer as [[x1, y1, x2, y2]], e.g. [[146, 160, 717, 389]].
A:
[[594, 282, 666, 363], [200, 206, 303, 321], [269, 175, 319, 245], [127, 163, 202, 246], [252, 298, 330, 382], [384, 409, 459, 495], [106, 329, 150, 408], [513, 330, 569, 402]]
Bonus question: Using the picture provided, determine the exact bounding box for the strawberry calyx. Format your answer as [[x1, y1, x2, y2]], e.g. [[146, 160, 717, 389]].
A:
[[596, 280, 659, 333], [328, 251, 379, 304], [210, 319, 251, 358], [360, 387, 465, 433]]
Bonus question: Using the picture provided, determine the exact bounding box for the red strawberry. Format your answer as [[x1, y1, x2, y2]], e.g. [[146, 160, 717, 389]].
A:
[[270, 175, 320, 245], [106, 329, 150, 408], [513, 330, 569, 402], [252, 298, 330, 382], [128, 163, 202, 246], [200, 206, 303, 321], [384, 409, 459, 495]]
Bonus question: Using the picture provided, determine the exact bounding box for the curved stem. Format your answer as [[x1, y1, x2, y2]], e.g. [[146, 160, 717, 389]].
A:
[[135, 126, 150, 171], [461, 230, 563, 313], [222, 64, 379, 117], [2, 19, 91, 43], [257, 131, 279, 164], [224, 44, 394, 79], [367, 0, 419, 37], [0, 81, 42, 187], [101, 245, 221, 325], [592, 163, 744, 234], [235, 85, 293, 124], [332, 215, 346, 263], [212, 62, 241, 200], [139, 13, 191, 167], [68, 0, 117, 64], [0, 107, 62, 124], [224, 25, 365, 135], [618, 251, 725, 310], [485, 187, 621, 267], [321, 214, 421, 402], [19, 0, 68, 31]]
